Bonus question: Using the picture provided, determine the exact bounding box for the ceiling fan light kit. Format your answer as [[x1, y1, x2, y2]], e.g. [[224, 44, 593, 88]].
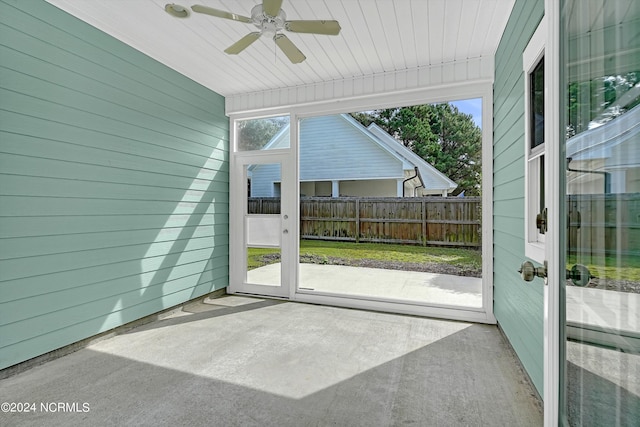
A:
[[164, 3, 190, 18], [189, 0, 341, 64]]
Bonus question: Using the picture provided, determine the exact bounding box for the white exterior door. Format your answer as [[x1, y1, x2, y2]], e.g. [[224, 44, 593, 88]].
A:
[[229, 150, 296, 298]]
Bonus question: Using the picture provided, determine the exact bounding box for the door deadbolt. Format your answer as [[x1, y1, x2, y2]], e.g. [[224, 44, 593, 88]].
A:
[[518, 260, 547, 282], [536, 208, 548, 234]]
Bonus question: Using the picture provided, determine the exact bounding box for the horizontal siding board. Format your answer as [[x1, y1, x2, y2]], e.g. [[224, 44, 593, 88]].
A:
[[1, 248, 229, 305], [1, 244, 223, 287], [1, 267, 228, 370], [0, 196, 227, 217], [1, 263, 229, 328], [0, 4, 224, 118], [492, 0, 544, 395], [0, 105, 228, 165], [0, 0, 229, 369], [0, 224, 227, 260], [1, 264, 229, 347], [0, 153, 229, 190], [0, 213, 228, 238], [0, 56, 227, 140], [0, 174, 228, 203]]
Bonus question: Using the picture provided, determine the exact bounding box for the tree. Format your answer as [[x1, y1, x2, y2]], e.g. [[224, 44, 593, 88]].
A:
[[237, 116, 289, 151], [352, 104, 482, 196]]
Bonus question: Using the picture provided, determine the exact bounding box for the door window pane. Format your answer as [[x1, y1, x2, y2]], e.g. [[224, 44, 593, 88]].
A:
[[561, 0, 640, 425], [237, 116, 290, 151]]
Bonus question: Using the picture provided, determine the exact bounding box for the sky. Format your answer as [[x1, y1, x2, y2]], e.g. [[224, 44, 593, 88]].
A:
[[449, 98, 482, 129]]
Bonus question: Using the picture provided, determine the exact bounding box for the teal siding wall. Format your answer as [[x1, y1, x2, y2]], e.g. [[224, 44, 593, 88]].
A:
[[0, 0, 229, 369], [493, 0, 544, 395]]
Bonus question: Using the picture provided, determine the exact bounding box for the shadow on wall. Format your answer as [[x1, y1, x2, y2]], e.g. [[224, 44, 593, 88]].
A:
[[97, 155, 229, 333]]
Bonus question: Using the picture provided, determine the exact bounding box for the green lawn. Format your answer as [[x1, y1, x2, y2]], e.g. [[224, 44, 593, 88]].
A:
[[566, 253, 640, 282], [248, 240, 481, 271]]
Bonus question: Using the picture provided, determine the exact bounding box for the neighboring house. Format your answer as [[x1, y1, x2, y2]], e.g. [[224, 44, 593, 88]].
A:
[[249, 114, 457, 198], [566, 103, 640, 194]]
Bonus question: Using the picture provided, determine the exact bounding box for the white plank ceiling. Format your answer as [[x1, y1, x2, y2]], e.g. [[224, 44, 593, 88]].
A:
[[45, 0, 515, 101]]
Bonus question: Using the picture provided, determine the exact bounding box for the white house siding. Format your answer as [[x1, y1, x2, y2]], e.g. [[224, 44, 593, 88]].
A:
[[299, 115, 403, 181], [0, 1, 229, 369], [250, 163, 281, 197], [339, 180, 398, 197]]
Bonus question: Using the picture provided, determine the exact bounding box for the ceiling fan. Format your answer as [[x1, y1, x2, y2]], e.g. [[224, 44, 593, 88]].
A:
[[190, 0, 341, 64]]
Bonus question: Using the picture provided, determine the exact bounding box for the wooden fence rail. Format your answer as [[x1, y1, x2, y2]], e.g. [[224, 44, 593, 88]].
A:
[[567, 193, 640, 256], [248, 197, 482, 247]]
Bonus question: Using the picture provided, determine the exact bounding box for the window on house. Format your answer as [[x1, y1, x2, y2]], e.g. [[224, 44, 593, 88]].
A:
[[524, 20, 546, 263]]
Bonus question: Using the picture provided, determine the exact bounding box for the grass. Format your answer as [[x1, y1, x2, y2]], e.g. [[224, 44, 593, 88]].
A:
[[566, 253, 640, 282], [248, 240, 481, 270]]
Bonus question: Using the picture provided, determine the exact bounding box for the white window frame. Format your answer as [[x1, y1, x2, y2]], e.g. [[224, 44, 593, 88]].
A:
[[523, 18, 547, 263]]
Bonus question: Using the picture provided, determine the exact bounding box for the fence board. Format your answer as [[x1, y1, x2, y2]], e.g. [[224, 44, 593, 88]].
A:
[[567, 193, 640, 256], [249, 196, 482, 247]]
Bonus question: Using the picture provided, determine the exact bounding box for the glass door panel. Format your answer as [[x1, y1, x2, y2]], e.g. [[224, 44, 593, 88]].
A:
[[561, 1, 640, 424], [245, 162, 282, 287], [230, 154, 292, 298]]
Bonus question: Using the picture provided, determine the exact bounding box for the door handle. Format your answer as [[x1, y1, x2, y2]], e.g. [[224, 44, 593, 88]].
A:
[[566, 264, 593, 287], [518, 260, 547, 282], [283, 229, 288, 234]]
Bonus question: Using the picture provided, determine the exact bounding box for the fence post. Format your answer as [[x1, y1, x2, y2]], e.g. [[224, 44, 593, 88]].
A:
[[355, 198, 360, 243], [422, 199, 427, 246]]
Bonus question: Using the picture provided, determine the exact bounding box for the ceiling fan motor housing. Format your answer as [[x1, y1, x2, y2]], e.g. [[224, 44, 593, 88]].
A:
[[251, 4, 286, 39]]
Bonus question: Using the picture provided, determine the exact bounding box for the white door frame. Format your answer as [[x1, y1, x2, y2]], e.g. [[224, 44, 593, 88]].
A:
[[544, 0, 561, 425], [228, 81, 495, 324], [229, 147, 297, 298]]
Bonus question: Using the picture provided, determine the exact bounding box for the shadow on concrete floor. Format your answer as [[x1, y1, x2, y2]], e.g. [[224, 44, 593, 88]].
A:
[[0, 297, 542, 427]]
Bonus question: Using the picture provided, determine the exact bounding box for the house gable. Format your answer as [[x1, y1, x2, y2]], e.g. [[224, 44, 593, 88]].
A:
[[299, 115, 405, 181], [367, 123, 458, 193]]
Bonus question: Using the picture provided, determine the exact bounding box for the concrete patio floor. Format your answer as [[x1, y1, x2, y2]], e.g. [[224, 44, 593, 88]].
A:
[[0, 295, 542, 426], [249, 263, 483, 308]]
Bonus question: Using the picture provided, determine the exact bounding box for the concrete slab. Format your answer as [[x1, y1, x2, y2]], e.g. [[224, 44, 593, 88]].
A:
[[250, 263, 483, 308], [0, 296, 541, 427], [566, 286, 640, 352]]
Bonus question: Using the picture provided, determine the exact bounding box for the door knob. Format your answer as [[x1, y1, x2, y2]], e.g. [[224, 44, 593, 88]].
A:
[[518, 260, 547, 282], [566, 264, 592, 287], [283, 229, 288, 234]]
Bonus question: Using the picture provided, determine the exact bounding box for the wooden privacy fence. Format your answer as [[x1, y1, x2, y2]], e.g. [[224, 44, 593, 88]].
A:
[[567, 193, 640, 256], [248, 197, 482, 247]]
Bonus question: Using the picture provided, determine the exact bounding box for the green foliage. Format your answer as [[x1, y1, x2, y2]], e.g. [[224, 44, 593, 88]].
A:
[[567, 71, 640, 138], [238, 116, 289, 151], [351, 104, 482, 196]]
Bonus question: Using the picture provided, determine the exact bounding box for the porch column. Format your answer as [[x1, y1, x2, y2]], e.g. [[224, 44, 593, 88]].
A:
[[332, 180, 340, 198], [397, 179, 404, 197]]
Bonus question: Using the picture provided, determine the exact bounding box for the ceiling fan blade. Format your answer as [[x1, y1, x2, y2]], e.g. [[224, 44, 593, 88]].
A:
[[263, 0, 283, 17], [285, 20, 341, 36], [191, 4, 252, 23], [225, 32, 262, 54], [274, 34, 306, 64]]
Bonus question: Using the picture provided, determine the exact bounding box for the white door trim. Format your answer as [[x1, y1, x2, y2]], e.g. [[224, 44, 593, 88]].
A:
[[229, 81, 496, 324], [544, 0, 561, 425], [229, 148, 296, 298]]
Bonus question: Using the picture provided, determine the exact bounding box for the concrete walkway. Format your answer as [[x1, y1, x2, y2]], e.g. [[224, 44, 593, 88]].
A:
[[250, 263, 483, 308], [0, 295, 542, 426]]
